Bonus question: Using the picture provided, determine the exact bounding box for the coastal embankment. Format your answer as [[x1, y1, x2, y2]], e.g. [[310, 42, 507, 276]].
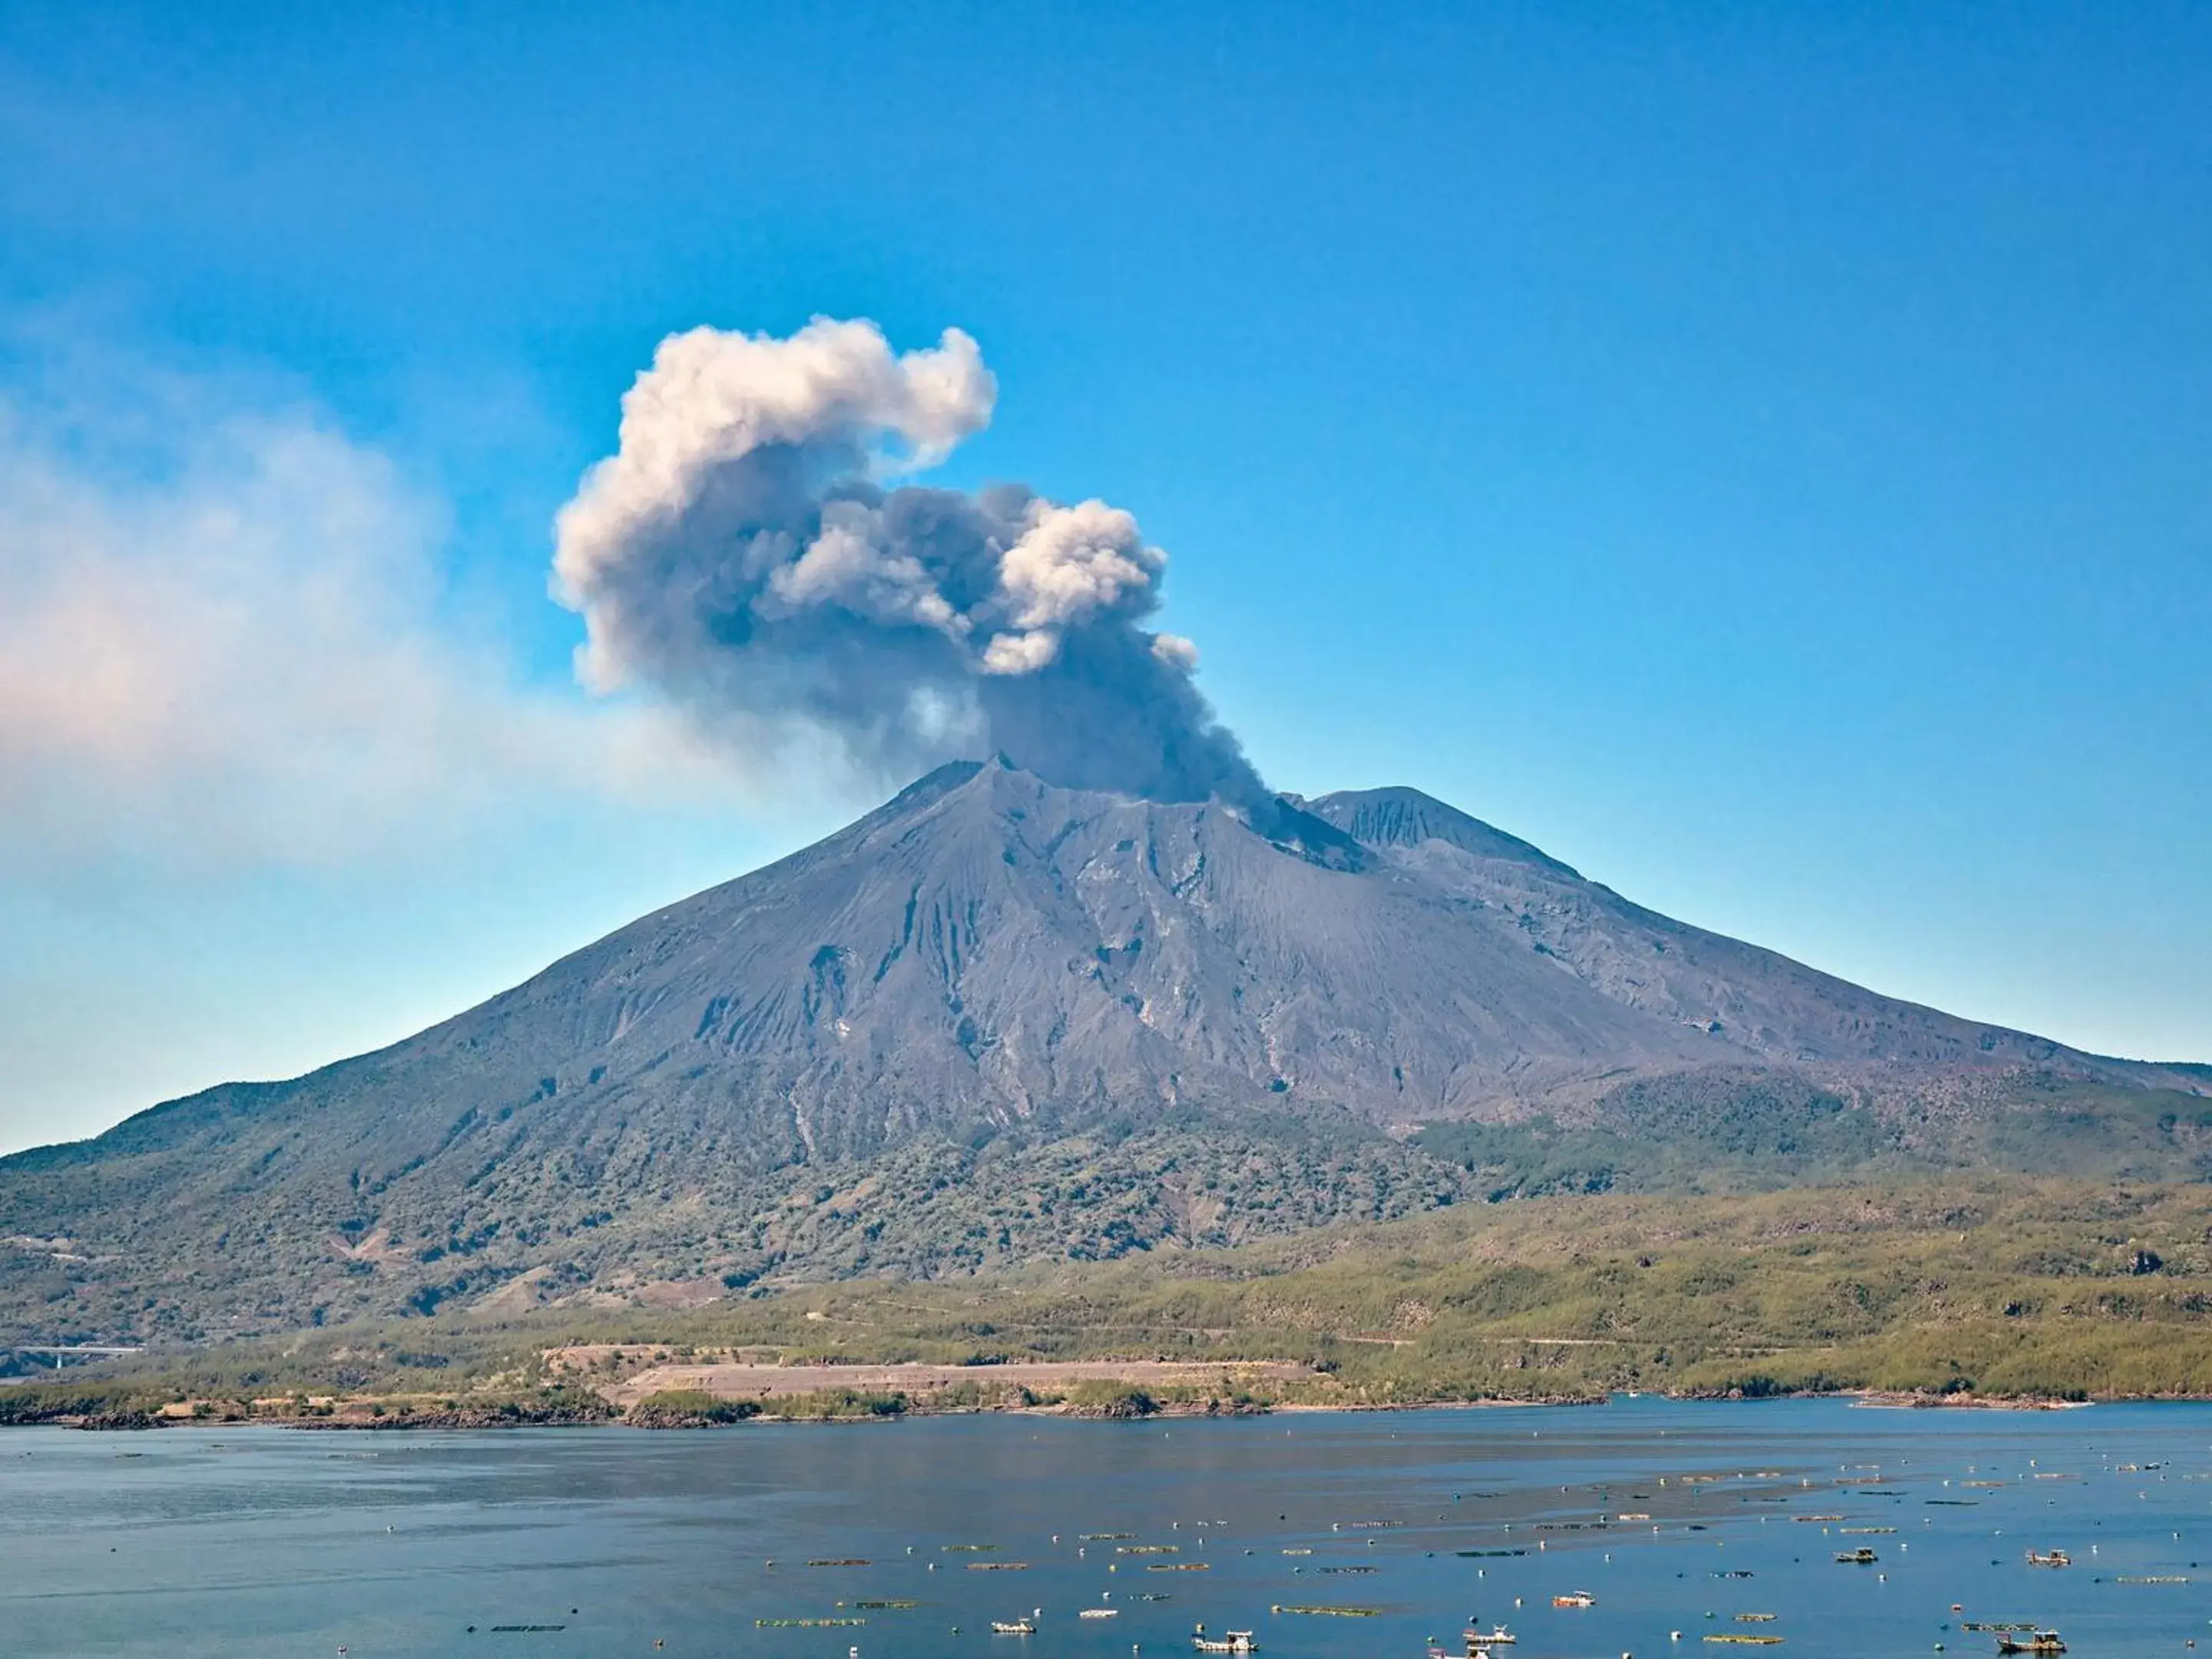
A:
[[573, 1353, 1314, 1411]]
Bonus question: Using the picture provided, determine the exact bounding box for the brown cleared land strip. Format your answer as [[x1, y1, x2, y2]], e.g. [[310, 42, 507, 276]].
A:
[[596, 1359, 1314, 1410]]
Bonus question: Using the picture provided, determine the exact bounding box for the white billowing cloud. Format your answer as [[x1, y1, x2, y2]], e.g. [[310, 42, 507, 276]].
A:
[[979, 627, 1063, 676], [985, 498, 1164, 671], [0, 386, 738, 869], [546, 314, 1264, 806], [764, 499, 968, 637], [1151, 632, 1200, 671], [554, 316, 996, 692], [998, 499, 1161, 629]]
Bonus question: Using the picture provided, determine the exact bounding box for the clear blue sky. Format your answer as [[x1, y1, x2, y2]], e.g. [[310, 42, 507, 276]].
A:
[[2, 1, 2207, 1153]]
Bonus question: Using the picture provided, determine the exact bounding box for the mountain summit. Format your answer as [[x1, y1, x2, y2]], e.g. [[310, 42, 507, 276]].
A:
[[2, 761, 2200, 1338]]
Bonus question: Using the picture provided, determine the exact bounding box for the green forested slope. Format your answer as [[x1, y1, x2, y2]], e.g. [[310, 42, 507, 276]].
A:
[[12, 1181, 2212, 1415]]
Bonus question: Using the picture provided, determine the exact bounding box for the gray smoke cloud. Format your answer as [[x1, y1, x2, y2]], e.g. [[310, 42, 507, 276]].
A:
[[551, 316, 1267, 806]]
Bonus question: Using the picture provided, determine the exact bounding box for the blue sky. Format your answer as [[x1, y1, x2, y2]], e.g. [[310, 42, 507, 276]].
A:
[[2, 2, 2207, 1152]]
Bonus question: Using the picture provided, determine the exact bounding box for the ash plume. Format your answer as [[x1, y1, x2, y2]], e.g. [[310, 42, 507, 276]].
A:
[[552, 316, 1267, 806]]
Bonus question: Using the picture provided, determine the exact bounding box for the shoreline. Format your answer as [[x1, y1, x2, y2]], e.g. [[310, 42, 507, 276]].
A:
[[1845, 1389, 2094, 1411], [10, 1381, 2197, 1432]]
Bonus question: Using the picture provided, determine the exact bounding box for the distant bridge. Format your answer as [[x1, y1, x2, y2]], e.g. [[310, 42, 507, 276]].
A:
[[3, 1346, 144, 1370]]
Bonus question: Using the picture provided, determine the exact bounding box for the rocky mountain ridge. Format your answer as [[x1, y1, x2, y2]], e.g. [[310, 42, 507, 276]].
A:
[[2, 760, 2200, 1339]]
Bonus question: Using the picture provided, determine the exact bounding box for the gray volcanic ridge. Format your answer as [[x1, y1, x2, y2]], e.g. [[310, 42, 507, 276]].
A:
[[4, 760, 2206, 1339]]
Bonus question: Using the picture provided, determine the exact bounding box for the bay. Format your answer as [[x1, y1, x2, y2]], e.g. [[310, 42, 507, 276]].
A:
[[2, 1397, 2207, 1657]]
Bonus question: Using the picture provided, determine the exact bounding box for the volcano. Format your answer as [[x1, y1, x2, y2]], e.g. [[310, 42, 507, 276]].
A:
[[2, 760, 2200, 1338]]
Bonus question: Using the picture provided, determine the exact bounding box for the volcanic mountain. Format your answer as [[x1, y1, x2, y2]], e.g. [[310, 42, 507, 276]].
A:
[[2, 760, 2203, 1339]]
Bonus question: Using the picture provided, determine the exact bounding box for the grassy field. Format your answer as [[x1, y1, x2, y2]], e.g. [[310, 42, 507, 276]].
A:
[[12, 1071, 2207, 1347], [7, 1178, 2212, 1423]]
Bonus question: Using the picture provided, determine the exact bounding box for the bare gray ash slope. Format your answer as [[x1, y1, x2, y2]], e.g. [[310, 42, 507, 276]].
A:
[[1301, 785, 2113, 1085], [2, 760, 2202, 1340]]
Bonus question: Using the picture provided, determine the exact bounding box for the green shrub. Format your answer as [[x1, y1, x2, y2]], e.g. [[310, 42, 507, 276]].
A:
[[628, 1388, 760, 1426], [757, 1389, 906, 1420], [1064, 1381, 1158, 1417]]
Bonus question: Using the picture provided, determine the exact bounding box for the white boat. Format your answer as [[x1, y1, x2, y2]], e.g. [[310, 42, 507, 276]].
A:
[[1080, 1608, 1118, 1620], [991, 1619, 1035, 1635]]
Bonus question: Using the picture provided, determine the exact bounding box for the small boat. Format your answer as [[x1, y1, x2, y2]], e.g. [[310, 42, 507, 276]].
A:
[[1191, 1628, 1257, 1653], [1995, 1634, 2066, 1656], [2026, 1549, 2071, 1567], [1551, 1591, 1596, 1608], [1833, 1548, 1879, 1565], [1080, 1608, 1118, 1620], [990, 1619, 1035, 1635], [1465, 1629, 1516, 1647]]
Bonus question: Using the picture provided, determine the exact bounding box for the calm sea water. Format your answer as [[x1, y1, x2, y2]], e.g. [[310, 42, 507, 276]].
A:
[[2, 1397, 2208, 1657]]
